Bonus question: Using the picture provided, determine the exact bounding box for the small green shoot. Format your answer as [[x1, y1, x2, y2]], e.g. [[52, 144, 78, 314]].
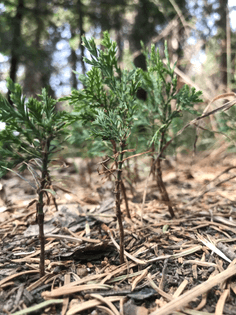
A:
[[0, 79, 72, 276]]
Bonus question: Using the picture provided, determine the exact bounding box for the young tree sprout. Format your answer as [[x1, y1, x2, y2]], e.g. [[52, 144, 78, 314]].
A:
[[134, 42, 203, 217], [61, 31, 142, 263], [0, 79, 72, 276]]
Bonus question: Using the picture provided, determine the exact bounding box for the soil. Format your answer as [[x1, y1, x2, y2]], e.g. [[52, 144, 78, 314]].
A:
[[1, 151, 236, 315]]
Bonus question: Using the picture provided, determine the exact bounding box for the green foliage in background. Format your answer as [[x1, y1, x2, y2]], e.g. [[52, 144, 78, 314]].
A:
[[66, 121, 109, 158]]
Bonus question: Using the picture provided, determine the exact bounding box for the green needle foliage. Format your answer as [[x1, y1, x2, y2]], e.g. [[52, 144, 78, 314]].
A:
[[62, 31, 142, 263], [138, 42, 202, 149], [132, 42, 203, 217], [0, 79, 72, 276]]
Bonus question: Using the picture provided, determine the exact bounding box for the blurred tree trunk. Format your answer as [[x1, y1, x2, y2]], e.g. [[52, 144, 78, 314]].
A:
[[70, 0, 85, 89], [218, 0, 227, 89], [78, 0, 86, 75], [70, 27, 78, 90], [23, 0, 55, 98], [129, 0, 187, 99], [24, 0, 42, 97], [8, 0, 25, 103]]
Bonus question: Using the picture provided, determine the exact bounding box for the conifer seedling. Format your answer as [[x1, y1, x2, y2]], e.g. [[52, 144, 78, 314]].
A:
[[134, 42, 203, 217], [0, 79, 72, 276], [62, 31, 142, 263]]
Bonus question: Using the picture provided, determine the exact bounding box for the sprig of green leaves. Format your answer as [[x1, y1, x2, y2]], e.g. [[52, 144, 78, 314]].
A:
[[0, 79, 72, 177]]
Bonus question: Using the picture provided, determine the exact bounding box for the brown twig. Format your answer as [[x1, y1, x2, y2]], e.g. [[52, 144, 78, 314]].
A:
[[121, 180, 131, 219]]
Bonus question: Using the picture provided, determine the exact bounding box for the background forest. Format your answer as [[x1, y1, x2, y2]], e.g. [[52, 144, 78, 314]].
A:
[[0, 0, 236, 157], [0, 0, 235, 99]]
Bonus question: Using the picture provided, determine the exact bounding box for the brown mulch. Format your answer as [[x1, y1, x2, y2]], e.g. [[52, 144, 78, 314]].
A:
[[1, 152, 236, 315]]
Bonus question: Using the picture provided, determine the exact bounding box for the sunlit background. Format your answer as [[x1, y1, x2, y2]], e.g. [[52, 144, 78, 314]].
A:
[[0, 0, 235, 100]]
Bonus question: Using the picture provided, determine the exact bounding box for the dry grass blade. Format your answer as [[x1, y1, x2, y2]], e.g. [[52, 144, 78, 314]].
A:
[[109, 268, 150, 284], [61, 274, 71, 315], [42, 284, 111, 299], [45, 232, 101, 244], [215, 288, 230, 315], [197, 234, 231, 263], [11, 257, 51, 264], [90, 293, 120, 315], [182, 260, 217, 268], [147, 245, 202, 263], [26, 274, 50, 292], [214, 216, 236, 228], [147, 273, 173, 301], [131, 268, 149, 291], [66, 296, 123, 315], [171, 245, 202, 259], [194, 292, 208, 312], [26, 162, 41, 189], [97, 305, 116, 315], [104, 224, 147, 265], [201, 93, 236, 116], [100, 262, 136, 284], [121, 149, 152, 163], [174, 309, 214, 315], [2, 167, 37, 189], [173, 279, 188, 298], [44, 273, 108, 291], [149, 264, 236, 315], [11, 299, 64, 315], [0, 270, 40, 287]]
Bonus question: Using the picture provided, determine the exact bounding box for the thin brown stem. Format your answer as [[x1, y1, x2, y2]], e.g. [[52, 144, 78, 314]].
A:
[[37, 138, 51, 277], [156, 132, 175, 218], [37, 208, 45, 277], [151, 142, 156, 181], [156, 157, 174, 218], [133, 157, 140, 183], [114, 140, 126, 264], [121, 179, 131, 219], [115, 174, 124, 264]]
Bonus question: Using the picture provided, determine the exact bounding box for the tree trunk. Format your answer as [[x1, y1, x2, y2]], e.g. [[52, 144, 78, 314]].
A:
[[70, 27, 78, 89], [8, 0, 25, 104], [218, 0, 227, 90], [78, 0, 86, 75]]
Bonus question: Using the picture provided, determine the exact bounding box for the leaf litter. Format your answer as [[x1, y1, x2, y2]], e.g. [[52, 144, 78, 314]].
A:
[[1, 153, 236, 314]]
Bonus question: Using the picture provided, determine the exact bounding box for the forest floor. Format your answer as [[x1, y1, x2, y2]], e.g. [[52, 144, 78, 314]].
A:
[[1, 149, 236, 315]]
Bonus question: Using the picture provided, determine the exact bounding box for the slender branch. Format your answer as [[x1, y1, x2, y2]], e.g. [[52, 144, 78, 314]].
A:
[[114, 141, 126, 264], [121, 179, 131, 219], [156, 132, 175, 218], [37, 138, 51, 277]]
